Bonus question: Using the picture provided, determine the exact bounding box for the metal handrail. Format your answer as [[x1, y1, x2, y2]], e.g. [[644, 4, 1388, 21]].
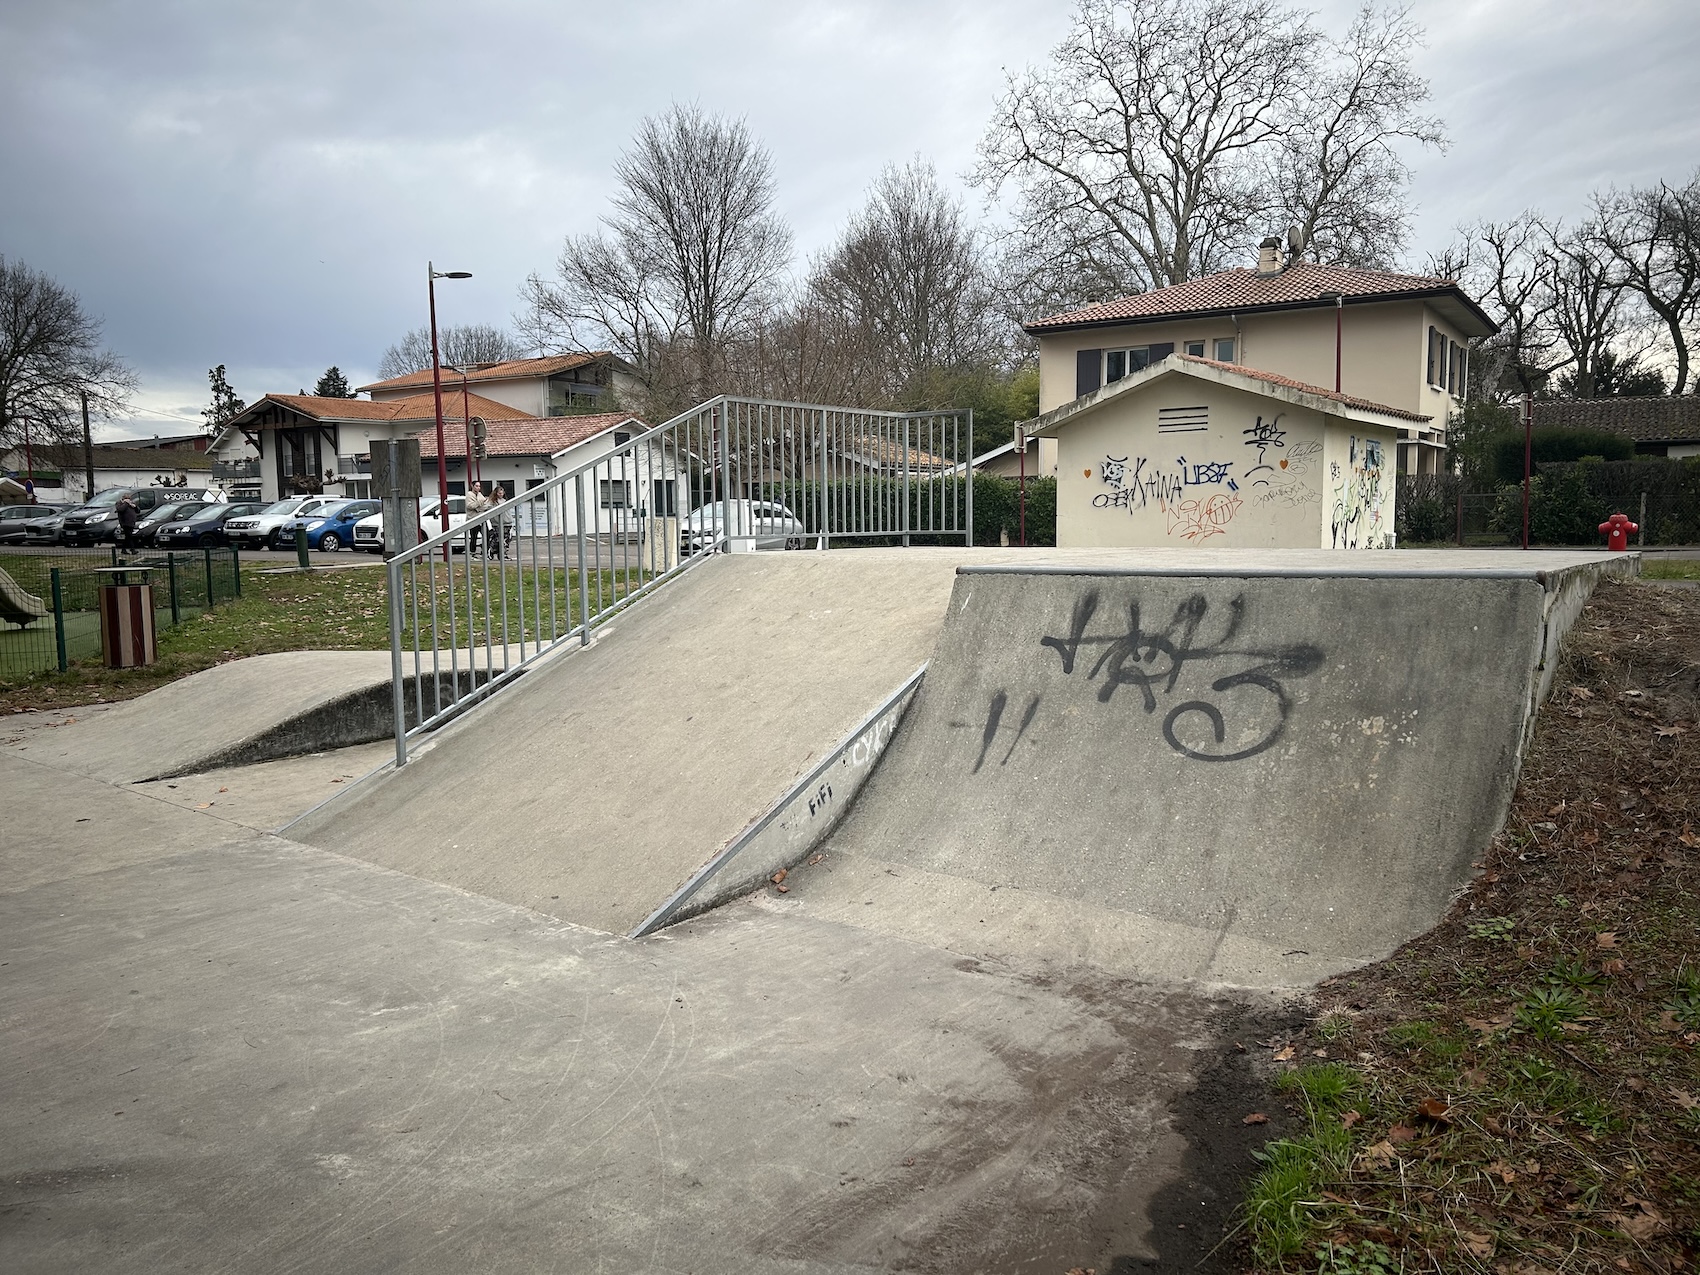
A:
[[385, 395, 973, 766]]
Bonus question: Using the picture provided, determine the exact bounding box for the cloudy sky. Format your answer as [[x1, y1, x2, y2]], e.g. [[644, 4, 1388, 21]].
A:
[[2, 0, 1695, 439]]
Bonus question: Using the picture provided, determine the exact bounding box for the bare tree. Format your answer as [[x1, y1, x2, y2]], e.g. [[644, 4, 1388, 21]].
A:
[[1599, 174, 1700, 394], [1544, 218, 1637, 400], [1455, 216, 1571, 402], [1273, 5, 1446, 267], [0, 256, 135, 455], [377, 324, 525, 380], [520, 104, 792, 417], [975, 0, 1441, 313], [809, 161, 1006, 405]]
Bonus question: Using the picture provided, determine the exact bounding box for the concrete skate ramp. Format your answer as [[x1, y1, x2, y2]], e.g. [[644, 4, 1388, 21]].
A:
[[289, 550, 1008, 933], [784, 556, 1631, 988], [27, 650, 401, 784]]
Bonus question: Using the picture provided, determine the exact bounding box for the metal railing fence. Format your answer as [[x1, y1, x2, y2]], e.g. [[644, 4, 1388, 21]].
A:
[[0, 544, 240, 677], [385, 396, 973, 765]]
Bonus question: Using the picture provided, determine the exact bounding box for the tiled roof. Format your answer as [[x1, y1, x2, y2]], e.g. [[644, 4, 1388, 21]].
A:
[[1175, 354, 1431, 422], [1025, 261, 1495, 336], [19, 443, 215, 472], [251, 391, 538, 425], [844, 434, 952, 470], [356, 352, 622, 394], [1532, 397, 1700, 443], [415, 413, 645, 459]]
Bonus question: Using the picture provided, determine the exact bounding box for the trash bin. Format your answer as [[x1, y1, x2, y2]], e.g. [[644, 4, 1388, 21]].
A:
[[96, 569, 158, 668]]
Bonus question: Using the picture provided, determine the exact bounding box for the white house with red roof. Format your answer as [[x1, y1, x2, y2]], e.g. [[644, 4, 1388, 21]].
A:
[[1025, 239, 1498, 478], [215, 390, 539, 503], [356, 352, 639, 418]]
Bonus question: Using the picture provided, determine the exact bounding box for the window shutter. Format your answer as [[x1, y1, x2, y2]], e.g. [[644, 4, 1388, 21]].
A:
[[1427, 327, 1439, 386], [1148, 342, 1175, 362], [1076, 348, 1103, 398]]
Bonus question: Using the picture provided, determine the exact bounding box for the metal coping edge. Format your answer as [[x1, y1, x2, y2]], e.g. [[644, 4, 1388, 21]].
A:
[[951, 563, 1629, 584], [628, 663, 928, 939]]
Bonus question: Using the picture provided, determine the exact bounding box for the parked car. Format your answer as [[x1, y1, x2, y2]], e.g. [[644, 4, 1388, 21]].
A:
[[274, 499, 379, 551], [353, 496, 468, 553], [680, 499, 805, 555], [263, 497, 348, 548], [222, 497, 316, 548], [17, 506, 74, 546], [154, 501, 270, 549], [132, 499, 213, 548], [0, 502, 70, 545], [59, 487, 209, 546]]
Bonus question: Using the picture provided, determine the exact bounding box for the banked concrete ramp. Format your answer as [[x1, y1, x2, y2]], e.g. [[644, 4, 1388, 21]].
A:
[[778, 553, 1633, 987], [288, 549, 1027, 933]]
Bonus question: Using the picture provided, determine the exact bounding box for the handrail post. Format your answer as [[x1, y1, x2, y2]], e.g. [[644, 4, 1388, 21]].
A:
[[575, 472, 591, 645], [901, 415, 911, 547], [50, 568, 67, 672], [388, 555, 408, 767], [717, 404, 731, 551], [818, 408, 828, 549], [964, 410, 975, 547]]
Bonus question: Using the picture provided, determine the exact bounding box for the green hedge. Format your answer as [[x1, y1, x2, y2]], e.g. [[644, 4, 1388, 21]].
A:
[[1486, 428, 1633, 486], [1486, 456, 1700, 545]]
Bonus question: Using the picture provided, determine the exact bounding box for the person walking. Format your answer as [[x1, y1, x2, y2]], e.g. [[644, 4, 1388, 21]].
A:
[[115, 493, 140, 549], [464, 481, 489, 556]]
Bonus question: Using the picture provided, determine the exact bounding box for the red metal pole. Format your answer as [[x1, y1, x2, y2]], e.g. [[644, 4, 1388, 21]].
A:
[[427, 264, 451, 552], [459, 370, 474, 488], [1530, 389, 1543, 550], [22, 418, 34, 501]]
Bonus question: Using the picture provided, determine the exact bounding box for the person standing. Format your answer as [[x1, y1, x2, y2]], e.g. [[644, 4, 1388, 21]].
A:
[[488, 485, 508, 559], [464, 481, 489, 556]]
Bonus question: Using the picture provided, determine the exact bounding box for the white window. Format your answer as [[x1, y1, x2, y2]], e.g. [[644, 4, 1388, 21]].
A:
[[1185, 341, 1206, 357], [599, 479, 630, 509], [1104, 347, 1151, 383], [1213, 338, 1235, 363]]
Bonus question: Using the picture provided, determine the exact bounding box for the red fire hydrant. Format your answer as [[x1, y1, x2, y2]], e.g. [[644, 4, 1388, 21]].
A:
[[1598, 512, 1638, 551]]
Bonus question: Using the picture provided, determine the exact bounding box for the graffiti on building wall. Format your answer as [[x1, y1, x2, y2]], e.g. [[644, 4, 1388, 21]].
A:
[[1093, 453, 1243, 539], [1251, 439, 1322, 508], [1032, 588, 1324, 762], [1330, 435, 1391, 548]]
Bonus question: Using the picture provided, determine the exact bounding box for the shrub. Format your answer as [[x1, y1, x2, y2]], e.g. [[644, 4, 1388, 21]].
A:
[[1487, 427, 1633, 486]]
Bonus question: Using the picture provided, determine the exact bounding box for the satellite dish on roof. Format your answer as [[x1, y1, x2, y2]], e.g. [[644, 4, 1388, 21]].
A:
[[1286, 225, 1304, 258]]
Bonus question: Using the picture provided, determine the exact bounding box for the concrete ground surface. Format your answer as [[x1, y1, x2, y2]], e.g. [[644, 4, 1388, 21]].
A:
[[1, 545, 1634, 1272], [1, 730, 1282, 1274]]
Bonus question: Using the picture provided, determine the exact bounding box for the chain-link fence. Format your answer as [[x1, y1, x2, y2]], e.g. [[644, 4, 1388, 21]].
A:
[[0, 545, 241, 677]]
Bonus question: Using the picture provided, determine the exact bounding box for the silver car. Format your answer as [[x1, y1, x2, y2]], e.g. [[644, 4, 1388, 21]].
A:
[[680, 499, 806, 555]]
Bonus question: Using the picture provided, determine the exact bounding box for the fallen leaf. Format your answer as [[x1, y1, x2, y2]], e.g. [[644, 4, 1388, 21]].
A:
[[1461, 1231, 1494, 1259], [1417, 1098, 1452, 1123], [1655, 725, 1688, 737], [1340, 1110, 1362, 1128], [770, 869, 788, 885], [1601, 958, 1626, 975], [1671, 1089, 1698, 1111], [1657, 1011, 1683, 1032], [1460, 1068, 1488, 1090], [775, 884, 789, 894], [1242, 1112, 1269, 1125], [1595, 931, 1620, 949], [1312, 1048, 1328, 1057], [1627, 1076, 1645, 1092], [1272, 1045, 1296, 1062], [1609, 1207, 1665, 1241], [218, 786, 228, 793], [1360, 1140, 1397, 1169], [195, 802, 213, 809], [1546, 801, 1567, 816], [806, 853, 825, 866], [1569, 686, 1594, 700], [1387, 1123, 1419, 1145], [1487, 1159, 1517, 1184]]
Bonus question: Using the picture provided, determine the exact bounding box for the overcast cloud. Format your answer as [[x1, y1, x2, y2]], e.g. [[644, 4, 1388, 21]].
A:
[[1, 0, 1695, 438]]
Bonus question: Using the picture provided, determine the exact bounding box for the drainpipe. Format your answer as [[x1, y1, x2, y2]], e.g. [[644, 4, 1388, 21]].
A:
[[1333, 294, 1344, 393], [1230, 313, 1243, 364]]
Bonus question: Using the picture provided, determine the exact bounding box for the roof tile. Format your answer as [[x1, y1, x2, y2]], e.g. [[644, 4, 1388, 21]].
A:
[[1532, 397, 1700, 443], [356, 352, 621, 394], [415, 413, 646, 459]]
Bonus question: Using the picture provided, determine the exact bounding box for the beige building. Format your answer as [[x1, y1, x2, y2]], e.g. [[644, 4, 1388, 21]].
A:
[[1025, 244, 1497, 476], [357, 352, 640, 418], [1030, 356, 1415, 550]]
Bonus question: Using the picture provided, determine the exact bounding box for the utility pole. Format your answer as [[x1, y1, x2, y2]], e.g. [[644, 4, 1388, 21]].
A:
[[81, 390, 96, 500]]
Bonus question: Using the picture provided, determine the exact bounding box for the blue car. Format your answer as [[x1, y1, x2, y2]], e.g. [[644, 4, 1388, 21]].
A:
[[277, 499, 381, 551]]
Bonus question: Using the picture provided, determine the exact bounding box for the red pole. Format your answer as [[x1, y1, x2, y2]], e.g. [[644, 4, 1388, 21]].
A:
[[22, 418, 34, 501], [459, 370, 474, 488], [1530, 389, 1543, 550], [427, 264, 451, 550]]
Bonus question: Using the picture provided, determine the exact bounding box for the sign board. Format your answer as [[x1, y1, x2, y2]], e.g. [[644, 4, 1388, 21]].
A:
[[373, 438, 422, 558]]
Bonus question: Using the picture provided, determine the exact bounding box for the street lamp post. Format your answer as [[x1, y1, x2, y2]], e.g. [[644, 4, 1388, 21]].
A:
[[427, 262, 472, 545]]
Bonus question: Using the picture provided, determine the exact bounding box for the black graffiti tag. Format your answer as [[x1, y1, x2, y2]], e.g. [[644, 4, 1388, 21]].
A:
[[1039, 589, 1323, 762]]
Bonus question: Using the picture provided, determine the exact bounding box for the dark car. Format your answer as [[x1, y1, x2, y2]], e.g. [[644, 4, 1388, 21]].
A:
[[0, 502, 70, 544], [131, 500, 209, 547], [59, 487, 209, 545], [155, 501, 268, 549]]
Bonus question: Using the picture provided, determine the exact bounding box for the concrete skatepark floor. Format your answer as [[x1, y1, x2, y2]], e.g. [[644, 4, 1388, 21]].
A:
[[0, 547, 1645, 1272]]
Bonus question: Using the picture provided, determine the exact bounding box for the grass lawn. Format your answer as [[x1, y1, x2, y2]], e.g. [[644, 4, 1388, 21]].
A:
[[1641, 558, 1700, 582], [1239, 578, 1699, 1271], [0, 561, 645, 714]]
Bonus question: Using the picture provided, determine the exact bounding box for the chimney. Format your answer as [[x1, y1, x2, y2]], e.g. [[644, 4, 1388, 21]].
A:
[[1256, 236, 1285, 275]]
